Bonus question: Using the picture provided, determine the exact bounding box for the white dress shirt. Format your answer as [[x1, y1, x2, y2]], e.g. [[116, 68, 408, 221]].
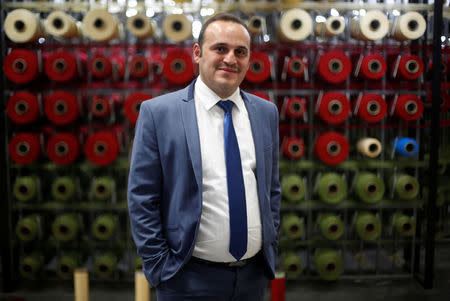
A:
[[192, 77, 262, 262]]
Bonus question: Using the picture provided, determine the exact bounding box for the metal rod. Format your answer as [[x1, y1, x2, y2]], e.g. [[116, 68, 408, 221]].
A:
[[424, 0, 444, 290], [0, 7, 16, 293]]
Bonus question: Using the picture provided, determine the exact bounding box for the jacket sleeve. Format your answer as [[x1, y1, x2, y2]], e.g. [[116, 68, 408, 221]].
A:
[[270, 104, 281, 246], [127, 102, 169, 287]]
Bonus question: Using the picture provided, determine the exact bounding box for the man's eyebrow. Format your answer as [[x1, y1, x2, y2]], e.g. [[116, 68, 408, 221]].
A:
[[210, 43, 249, 50]]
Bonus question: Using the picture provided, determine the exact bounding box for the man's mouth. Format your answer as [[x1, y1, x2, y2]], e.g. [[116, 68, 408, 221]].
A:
[[218, 67, 238, 73]]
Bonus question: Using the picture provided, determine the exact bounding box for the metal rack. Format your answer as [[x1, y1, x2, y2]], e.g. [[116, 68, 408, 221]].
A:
[[0, 0, 447, 292]]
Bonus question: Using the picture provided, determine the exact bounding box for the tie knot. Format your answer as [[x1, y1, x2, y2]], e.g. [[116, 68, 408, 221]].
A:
[[217, 100, 234, 114]]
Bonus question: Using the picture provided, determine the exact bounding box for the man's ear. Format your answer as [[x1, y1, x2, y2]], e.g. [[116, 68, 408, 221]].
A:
[[193, 43, 201, 63]]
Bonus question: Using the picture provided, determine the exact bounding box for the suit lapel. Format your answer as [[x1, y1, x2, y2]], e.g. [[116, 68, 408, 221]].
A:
[[179, 85, 265, 201], [242, 92, 266, 205], [180, 80, 202, 189]]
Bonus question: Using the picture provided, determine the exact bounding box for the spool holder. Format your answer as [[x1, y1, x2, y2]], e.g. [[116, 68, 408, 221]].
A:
[[281, 55, 309, 82], [280, 96, 308, 123], [353, 53, 364, 77]]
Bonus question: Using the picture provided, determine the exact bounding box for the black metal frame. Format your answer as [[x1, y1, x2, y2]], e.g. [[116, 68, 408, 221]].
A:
[[421, 0, 442, 289], [0, 5, 16, 293], [413, 0, 443, 289], [0, 0, 445, 292]]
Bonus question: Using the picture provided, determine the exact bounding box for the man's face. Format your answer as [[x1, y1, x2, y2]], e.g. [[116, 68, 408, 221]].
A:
[[193, 20, 251, 99]]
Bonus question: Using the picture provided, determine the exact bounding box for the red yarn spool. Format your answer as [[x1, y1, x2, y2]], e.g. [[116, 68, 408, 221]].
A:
[[89, 54, 112, 78], [90, 95, 111, 118], [317, 92, 350, 124], [285, 97, 306, 118], [110, 55, 126, 80], [359, 54, 387, 80], [124, 92, 152, 124], [9, 133, 40, 165], [355, 93, 387, 123], [7, 92, 39, 124], [315, 132, 349, 165], [317, 50, 351, 83], [286, 56, 306, 78], [245, 51, 271, 83], [162, 48, 194, 84], [3, 49, 39, 84], [46, 133, 80, 165], [270, 276, 286, 301], [44, 50, 77, 82], [251, 91, 271, 101], [395, 54, 424, 80], [44, 91, 79, 125], [84, 131, 119, 166], [150, 53, 164, 81], [283, 137, 305, 159], [129, 55, 149, 78], [393, 94, 424, 121]]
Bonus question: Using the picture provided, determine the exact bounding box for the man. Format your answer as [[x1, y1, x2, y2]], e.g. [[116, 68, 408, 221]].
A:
[[128, 13, 280, 300]]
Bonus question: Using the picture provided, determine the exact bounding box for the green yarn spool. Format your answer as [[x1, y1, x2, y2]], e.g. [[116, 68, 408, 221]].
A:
[[281, 174, 306, 202], [278, 159, 290, 176], [13, 176, 37, 202], [281, 252, 303, 278], [92, 177, 113, 201], [318, 213, 344, 240], [92, 214, 116, 240], [56, 254, 79, 279], [392, 213, 416, 237], [51, 176, 76, 202], [390, 174, 419, 201], [314, 249, 344, 281], [316, 173, 347, 204], [354, 172, 385, 204], [52, 213, 79, 242], [282, 214, 304, 239], [355, 212, 382, 241], [134, 256, 143, 271], [438, 162, 447, 175], [15, 214, 41, 242], [95, 252, 118, 278], [19, 253, 42, 279], [437, 191, 446, 206]]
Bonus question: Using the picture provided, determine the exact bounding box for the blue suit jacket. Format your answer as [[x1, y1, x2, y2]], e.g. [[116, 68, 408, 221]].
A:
[[127, 79, 281, 287]]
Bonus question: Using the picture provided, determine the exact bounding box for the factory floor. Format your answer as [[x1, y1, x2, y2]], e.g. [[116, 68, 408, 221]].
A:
[[1, 276, 450, 301], [1, 247, 449, 301]]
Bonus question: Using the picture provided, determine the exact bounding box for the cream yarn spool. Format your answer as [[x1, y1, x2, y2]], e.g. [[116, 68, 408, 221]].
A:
[[350, 10, 389, 41], [314, 16, 345, 38], [162, 14, 192, 42], [357, 138, 382, 158], [389, 12, 426, 41], [4, 9, 42, 43], [248, 16, 265, 36], [278, 8, 312, 42], [127, 13, 157, 39], [46, 10, 81, 38], [82, 8, 119, 42]]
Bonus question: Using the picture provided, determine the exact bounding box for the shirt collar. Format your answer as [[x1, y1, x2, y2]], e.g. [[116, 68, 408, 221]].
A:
[[195, 76, 244, 112]]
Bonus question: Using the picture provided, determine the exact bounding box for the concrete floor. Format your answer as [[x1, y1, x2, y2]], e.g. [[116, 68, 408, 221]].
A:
[[1, 247, 449, 301], [1, 276, 450, 301]]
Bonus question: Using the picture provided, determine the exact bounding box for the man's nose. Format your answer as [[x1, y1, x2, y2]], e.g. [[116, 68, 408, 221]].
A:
[[223, 51, 237, 65]]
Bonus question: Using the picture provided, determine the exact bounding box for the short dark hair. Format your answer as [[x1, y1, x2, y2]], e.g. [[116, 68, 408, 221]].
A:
[[197, 13, 250, 50]]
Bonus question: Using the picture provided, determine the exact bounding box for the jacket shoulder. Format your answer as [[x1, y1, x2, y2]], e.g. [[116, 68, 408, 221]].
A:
[[141, 88, 187, 111], [242, 91, 278, 112]]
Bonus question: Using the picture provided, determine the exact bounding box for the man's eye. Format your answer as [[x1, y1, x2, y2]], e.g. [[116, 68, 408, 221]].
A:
[[236, 49, 247, 57], [216, 47, 226, 53]]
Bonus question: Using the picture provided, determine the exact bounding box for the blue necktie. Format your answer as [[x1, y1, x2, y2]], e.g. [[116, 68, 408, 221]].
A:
[[217, 100, 248, 261]]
